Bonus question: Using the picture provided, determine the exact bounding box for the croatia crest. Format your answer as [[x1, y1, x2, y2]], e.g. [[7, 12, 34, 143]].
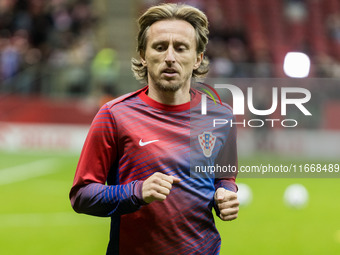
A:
[[198, 132, 216, 158]]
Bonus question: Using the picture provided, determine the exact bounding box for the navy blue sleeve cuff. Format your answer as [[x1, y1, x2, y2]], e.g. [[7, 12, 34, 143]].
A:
[[132, 180, 148, 206]]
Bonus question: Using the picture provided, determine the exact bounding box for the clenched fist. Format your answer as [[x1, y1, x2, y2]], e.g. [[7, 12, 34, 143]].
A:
[[142, 172, 181, 204], [214, 188, 239, 221]]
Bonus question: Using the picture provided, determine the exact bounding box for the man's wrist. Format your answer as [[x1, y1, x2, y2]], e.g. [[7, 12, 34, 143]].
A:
[[132, 180, 148, 205]]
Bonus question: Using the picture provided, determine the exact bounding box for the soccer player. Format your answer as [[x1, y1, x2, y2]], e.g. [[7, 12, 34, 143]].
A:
[[70, 3, 239, 254]]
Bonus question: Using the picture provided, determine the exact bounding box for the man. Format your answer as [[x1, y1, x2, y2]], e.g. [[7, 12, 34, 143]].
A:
[[70, 3, 239, 255]]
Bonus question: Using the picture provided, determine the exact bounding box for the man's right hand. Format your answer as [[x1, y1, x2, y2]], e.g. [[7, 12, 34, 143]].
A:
[[142, 172, 181, 203]]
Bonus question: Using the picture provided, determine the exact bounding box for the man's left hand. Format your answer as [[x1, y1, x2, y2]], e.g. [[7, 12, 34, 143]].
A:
[[214, 188, 239, 221]]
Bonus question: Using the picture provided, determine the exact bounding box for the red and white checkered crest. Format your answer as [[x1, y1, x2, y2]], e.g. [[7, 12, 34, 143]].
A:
[[198, 132, 216, 158]]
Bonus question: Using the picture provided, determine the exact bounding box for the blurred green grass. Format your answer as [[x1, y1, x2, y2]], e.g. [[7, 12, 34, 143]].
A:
[[217, 177, 340, 255], [0, 151, 109, 255], [0, 151, 339, 254]]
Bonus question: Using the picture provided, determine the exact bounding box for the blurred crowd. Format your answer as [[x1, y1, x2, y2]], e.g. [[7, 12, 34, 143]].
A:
[[0, 0, 120, 96], [1, 0, 340, 97], [146, 0, 340, 79]]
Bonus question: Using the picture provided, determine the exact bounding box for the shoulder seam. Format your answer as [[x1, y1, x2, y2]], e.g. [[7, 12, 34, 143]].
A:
[[105, 86, 147, 109]]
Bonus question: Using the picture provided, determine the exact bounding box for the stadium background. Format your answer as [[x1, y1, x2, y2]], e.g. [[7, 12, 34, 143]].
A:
[[0, 0, 339, 254]]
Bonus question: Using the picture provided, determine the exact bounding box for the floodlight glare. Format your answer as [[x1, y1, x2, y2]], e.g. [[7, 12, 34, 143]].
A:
[[283, 52, 310, 78]]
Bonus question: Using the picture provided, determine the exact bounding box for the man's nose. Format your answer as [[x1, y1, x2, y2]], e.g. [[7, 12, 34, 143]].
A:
[[165, 47, 175, 64]]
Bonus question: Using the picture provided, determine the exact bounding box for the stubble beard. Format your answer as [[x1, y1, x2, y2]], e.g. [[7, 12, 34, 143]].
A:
[[154, 81, 182, 92], [151, 72, 192, 92]]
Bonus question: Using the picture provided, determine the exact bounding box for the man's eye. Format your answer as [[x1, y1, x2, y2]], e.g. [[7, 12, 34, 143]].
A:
[[155, 45, 164, 51], [176, 46, 187, 52]]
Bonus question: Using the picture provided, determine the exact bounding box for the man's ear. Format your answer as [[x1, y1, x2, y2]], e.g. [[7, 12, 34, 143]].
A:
[[194, 52, 204, 70], [140, 51, 147, 66]]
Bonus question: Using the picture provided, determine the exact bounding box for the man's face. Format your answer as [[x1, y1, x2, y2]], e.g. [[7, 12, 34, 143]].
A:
[[142, 19, 203, 92]]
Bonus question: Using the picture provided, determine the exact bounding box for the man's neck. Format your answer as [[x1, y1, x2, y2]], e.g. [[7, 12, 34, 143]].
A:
[[147, 84, 191, 105]]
